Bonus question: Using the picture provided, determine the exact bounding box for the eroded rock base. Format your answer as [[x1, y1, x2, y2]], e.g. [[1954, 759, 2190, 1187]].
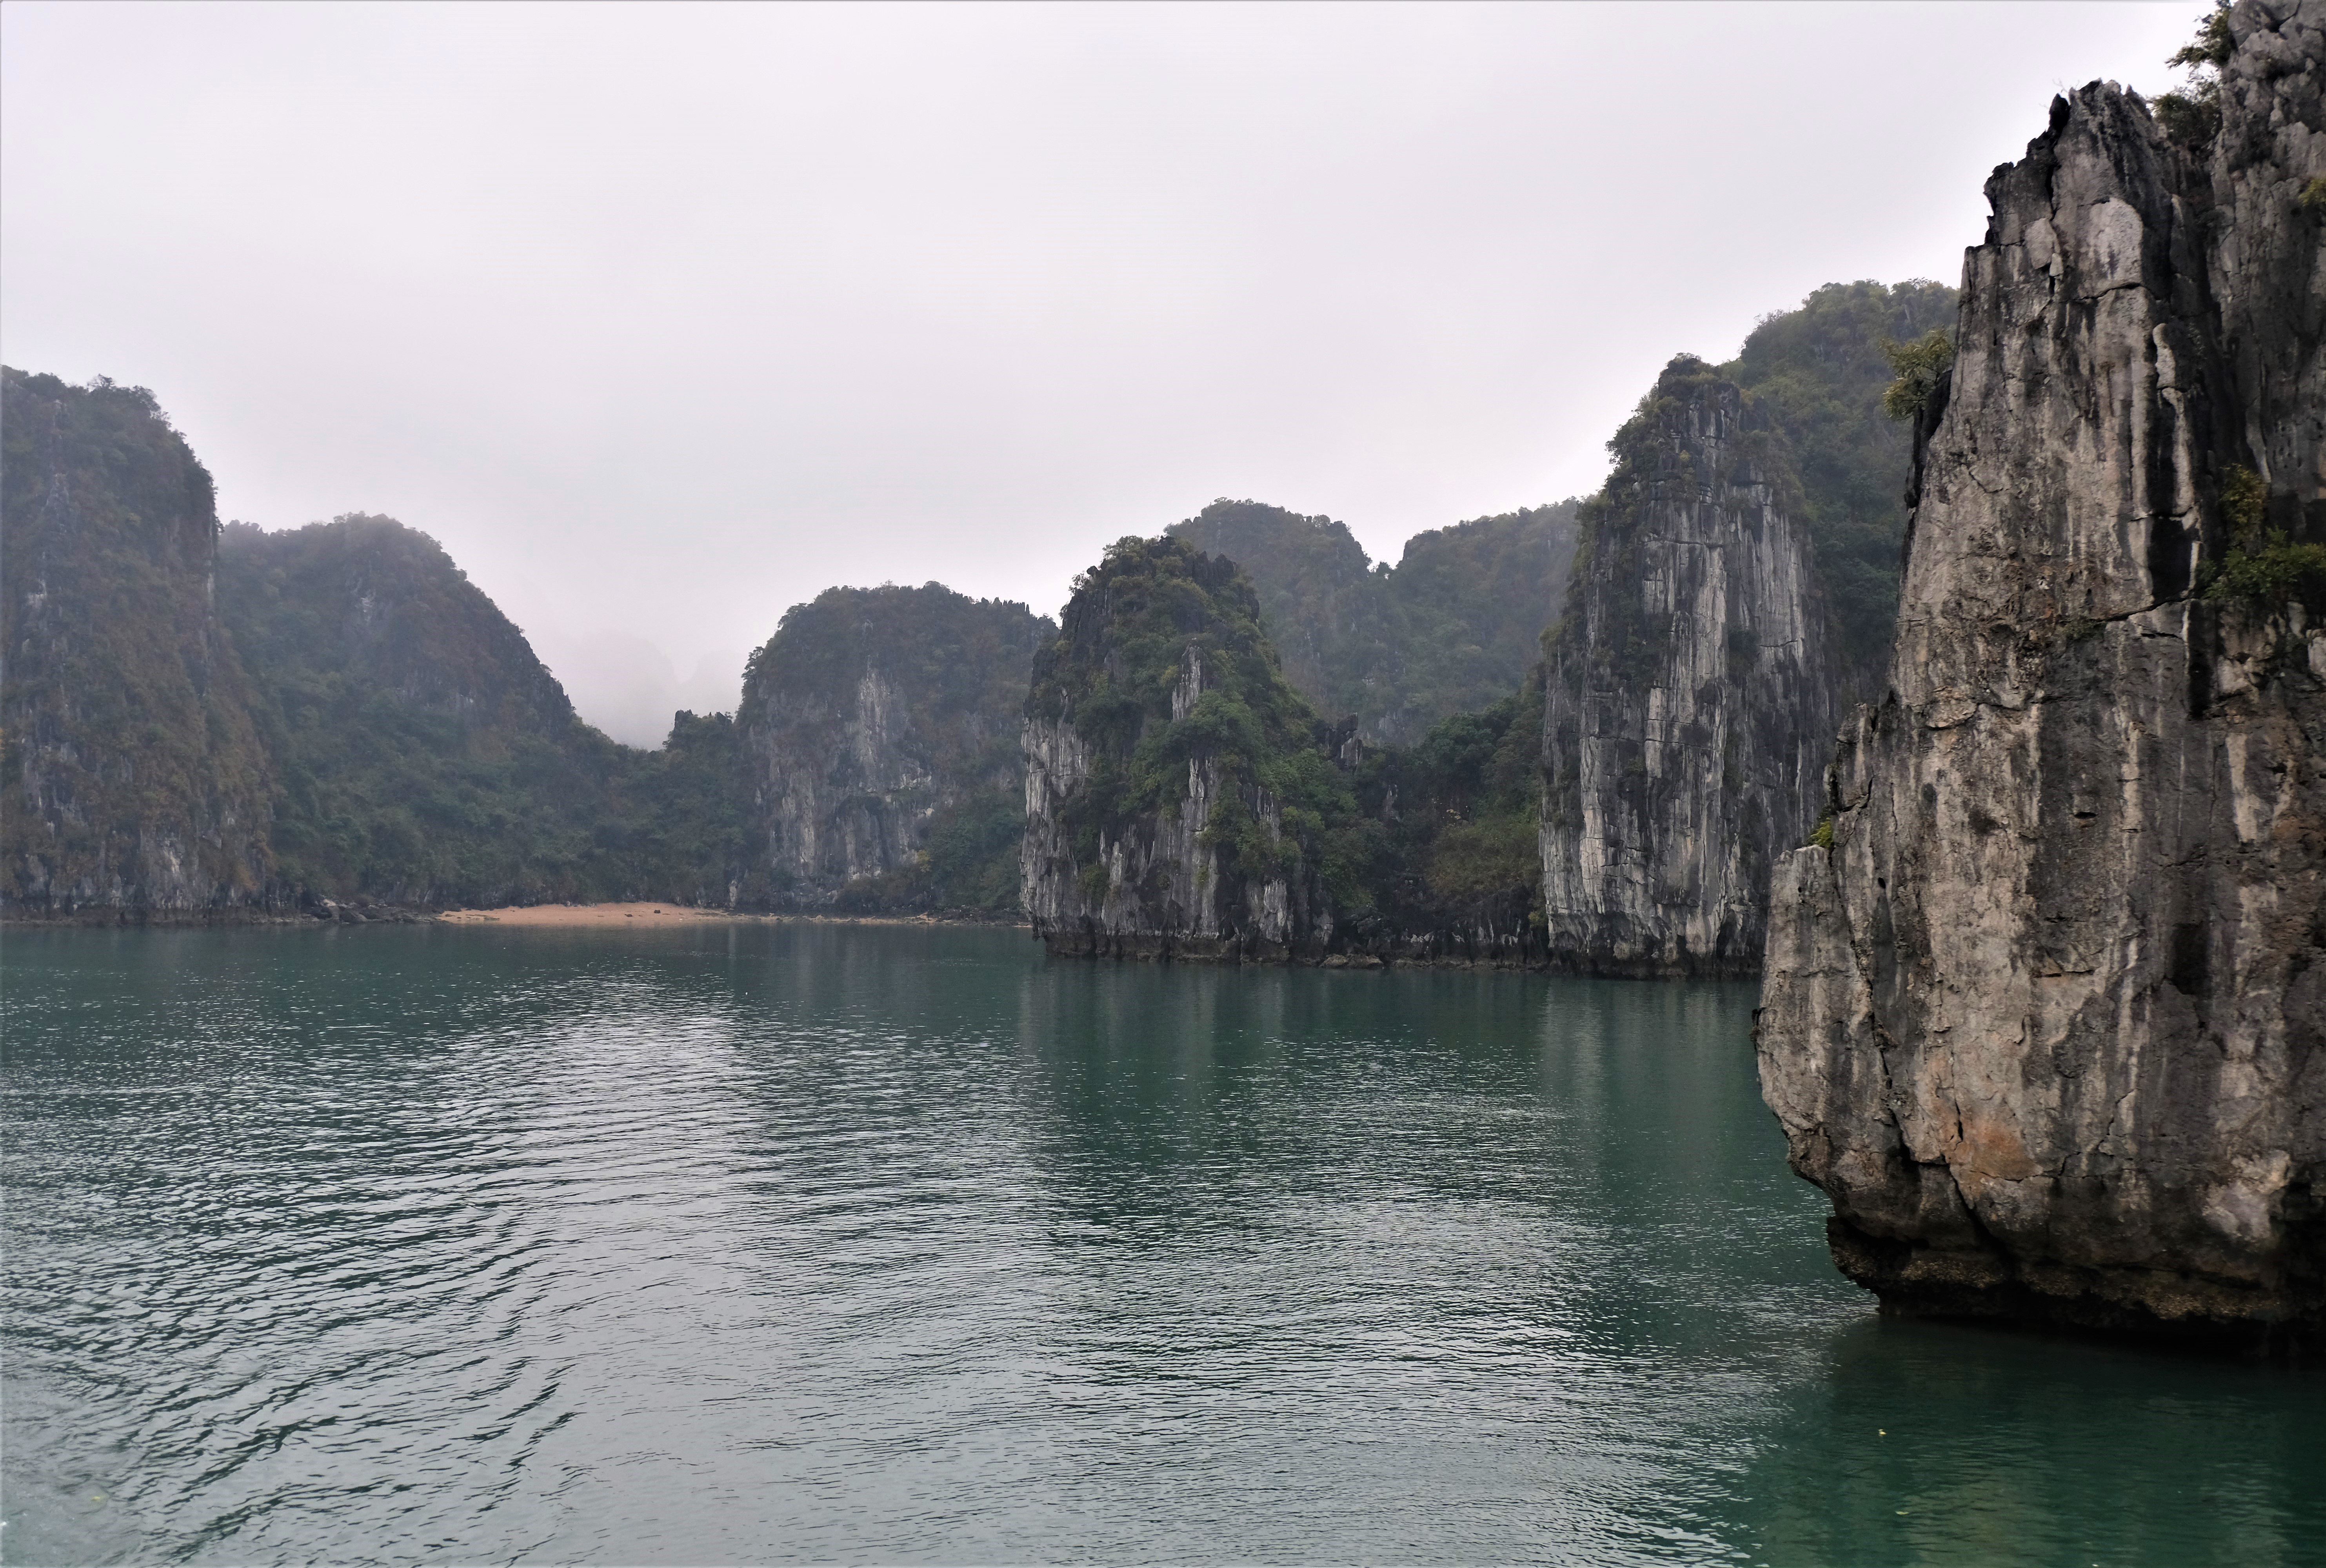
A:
[[1829, 1218, 2324, 1358]]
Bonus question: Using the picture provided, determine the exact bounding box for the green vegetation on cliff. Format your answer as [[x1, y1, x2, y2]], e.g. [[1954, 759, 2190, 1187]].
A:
[[1161, 503, 1387, 727], [1725, 278, 1957, 688], [1031, 536, 1372, 903], [2197, 464, 2326, 611], [1027, 532, 1552, 958], [2156, 1, 2233, 145], [219, 515, 749, 908], [740, 583, 1052, 915], [1, 368, 276, 914], [1166, 498, 1579, 746]]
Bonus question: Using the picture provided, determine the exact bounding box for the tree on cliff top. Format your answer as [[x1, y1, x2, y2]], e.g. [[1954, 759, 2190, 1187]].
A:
[[2155, 1, 2233, 144]]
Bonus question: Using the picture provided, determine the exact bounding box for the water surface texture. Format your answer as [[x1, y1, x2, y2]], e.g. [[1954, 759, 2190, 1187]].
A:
[[4, 923, 2319, 1564]]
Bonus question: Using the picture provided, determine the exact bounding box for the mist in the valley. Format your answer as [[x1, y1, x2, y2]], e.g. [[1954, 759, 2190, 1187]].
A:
[[2, 2, 2197, 746]]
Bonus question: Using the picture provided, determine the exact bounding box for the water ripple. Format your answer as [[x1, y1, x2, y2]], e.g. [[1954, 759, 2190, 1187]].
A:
[[4, 924, 2320, 1566]]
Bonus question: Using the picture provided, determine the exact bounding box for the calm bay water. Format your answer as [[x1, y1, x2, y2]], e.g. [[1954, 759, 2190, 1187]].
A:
[[2, 922, 2319, 1566]]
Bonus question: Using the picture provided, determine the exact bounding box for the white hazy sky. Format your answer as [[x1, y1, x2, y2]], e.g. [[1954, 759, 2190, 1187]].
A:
[[4, 1, 2195, 745]]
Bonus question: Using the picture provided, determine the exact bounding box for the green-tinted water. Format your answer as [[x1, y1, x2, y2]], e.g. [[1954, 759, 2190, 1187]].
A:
[[3, 922, 2318, 1564]]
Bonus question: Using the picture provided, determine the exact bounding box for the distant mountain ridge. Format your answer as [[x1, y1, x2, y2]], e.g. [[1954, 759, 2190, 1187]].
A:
[[0, 276, 1946, 928], [1166, 498, 1581, 746]]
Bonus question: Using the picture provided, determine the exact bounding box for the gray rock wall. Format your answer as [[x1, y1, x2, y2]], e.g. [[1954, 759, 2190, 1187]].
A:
[[1021, 646, 1323, 959], [751, 665, 947, 890], [738, 584, 1049, 906], [1539, 369, 1839, 976], [1756, 2, 2326, 1345]]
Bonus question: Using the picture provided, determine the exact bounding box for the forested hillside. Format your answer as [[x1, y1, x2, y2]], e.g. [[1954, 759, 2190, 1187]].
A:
[[218, 516, 748, 908], [1166, 498, 1579, 745]]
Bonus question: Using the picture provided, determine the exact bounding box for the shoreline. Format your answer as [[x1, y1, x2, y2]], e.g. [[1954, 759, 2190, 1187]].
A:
[[436, 903, 1031, 930], [0, 903, 1032, 932], [1, 907, 1752, 977]]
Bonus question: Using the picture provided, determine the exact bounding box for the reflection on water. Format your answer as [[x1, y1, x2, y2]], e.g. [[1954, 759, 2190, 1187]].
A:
[[3, 923, 2317, 1565]]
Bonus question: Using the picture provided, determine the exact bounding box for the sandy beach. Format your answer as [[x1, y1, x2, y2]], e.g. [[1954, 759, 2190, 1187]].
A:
[[435, 903, 1022, 929], [436, 902, 741, 926]]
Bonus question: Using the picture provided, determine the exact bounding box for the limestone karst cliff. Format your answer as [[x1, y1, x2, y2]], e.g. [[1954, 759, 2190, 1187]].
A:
[[1539, 359, 1842, 976], [738, 584, 1052, 913], [1757, 2, 2326, 1346], [1, 369, 276, 917], [1021, 537, 1366, 958]]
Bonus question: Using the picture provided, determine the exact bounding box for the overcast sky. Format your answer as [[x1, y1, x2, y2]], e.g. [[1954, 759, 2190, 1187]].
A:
[[4, 1, 2195, 744]]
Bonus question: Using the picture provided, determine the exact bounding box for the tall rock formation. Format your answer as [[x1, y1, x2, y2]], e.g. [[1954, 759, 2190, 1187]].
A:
[[1539, 360, 1841, 976], [738, 583, 1051, 910], [1021, 537, 1361, 958], [1, 370, 276, 918], [1757, 4, 2326, 1346]]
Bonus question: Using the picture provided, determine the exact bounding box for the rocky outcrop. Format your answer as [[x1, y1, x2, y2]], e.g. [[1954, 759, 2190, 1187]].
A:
[[1021, 537, 1349, 959], [1757, 4, 2326, 1348], [1724, 278, 1957, 707], [740, 584, 1051, 908], [1539, 361, 1841, 976], [1, 370, 276, 918]]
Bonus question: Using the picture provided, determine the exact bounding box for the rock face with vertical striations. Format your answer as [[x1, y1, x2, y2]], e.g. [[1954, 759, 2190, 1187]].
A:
[[1756, 3, 2326, 1347], [1, 369, 276, 918], [1539, 359, 1841, 976], [739, 584, 1053, 910], [1020, 537, 1361, 959]]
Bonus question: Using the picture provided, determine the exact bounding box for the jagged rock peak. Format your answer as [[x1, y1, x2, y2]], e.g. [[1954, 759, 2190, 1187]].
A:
[[1538, 357, 1840, 977], [1757, 2, 2326, 1348]]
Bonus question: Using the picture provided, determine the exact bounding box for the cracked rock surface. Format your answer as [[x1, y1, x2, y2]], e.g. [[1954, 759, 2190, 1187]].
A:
[[1756, 1, 2326, 1345], [740, 587, 1049, 906], [1539, 365, 1839, 978]]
